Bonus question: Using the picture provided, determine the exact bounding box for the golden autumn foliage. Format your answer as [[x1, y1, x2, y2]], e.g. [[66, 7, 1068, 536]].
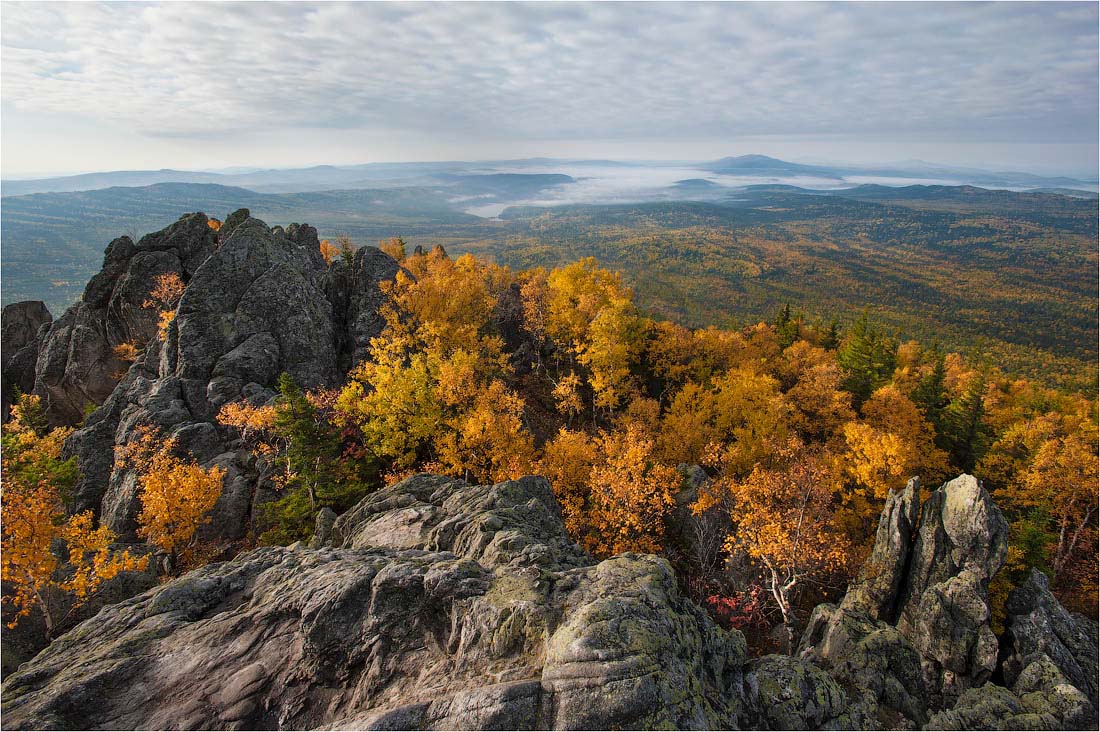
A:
[[379, 236, 407, 261], [117, 426, 224, 566], [717, 440, 852, 648], [319, 239, 340, 264], [207, 218, 222, 231], [539, 428, 599, 540], [129, 246, 1094, 620], [112, 341, 142, 363], [143, 272, 186, 339], [585, 424, 679, 557], [1, 396, 147, 634]]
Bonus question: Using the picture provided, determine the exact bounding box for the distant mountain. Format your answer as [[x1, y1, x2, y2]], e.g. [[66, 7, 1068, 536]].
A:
[[700, 155, 843, 179], [1, 163, 584, 196], [1, 169, 225, 196], [672, 178, 720, 189]]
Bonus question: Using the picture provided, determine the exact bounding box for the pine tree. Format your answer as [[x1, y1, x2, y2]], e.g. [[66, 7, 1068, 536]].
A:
[[837, 312, 896, 408], [822, 319, 840, 351], [912, 346, 949, 432], [262, 374, 367, 544], [941, 376, 989, 472], [775, 303, 798, 349]]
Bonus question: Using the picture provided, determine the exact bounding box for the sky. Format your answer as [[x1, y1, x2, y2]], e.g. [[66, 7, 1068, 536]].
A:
[[2, 1, 1097, 178]]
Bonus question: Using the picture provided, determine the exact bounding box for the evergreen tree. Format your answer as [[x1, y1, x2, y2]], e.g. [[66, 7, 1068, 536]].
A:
[[822, 319, 840, 351], [912, 345, 949, 432], [941, 376, 989, 473], [262, 373, 371, 544], [775, 303, 799, 349], [837, 312, 896, 407]]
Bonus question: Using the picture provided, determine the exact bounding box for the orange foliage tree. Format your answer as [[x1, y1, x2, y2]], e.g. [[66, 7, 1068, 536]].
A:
[[117, 426, 224, 569], [319, 239, 340, 264], [143, 272, 186, 339], [709, 439, 852, 651], [1, 395, 147, 636], [586, 423, 680, 556]]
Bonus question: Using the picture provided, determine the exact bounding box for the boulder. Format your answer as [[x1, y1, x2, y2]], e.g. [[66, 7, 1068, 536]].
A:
[[741, 654, 851, 730], [1002, 568, 1099, 706], [1, 300, 52, 419], [925, 656, 1094, 732], [799, 604, 928, 728], [2, 474, 747, 730]]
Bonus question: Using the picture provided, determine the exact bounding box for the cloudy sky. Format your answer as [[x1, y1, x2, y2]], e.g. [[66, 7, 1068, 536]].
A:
[[2, 1, 1097, 177]]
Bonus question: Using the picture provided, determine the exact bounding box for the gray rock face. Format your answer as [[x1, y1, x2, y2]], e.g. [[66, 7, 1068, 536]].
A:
[[34, 215, 218, 425], [2, 474, 747, 731], [741, 655, 851, 730], [1002, 568, 1099, 707], [895, 475, 1008, 702], [801, 474, 1096, 730], [799, 603, 928, 728], [840, 477, 921, 622], [49, 212, 400, 540], [1, 300, 52, 419], [925, 655, 1094, 732]]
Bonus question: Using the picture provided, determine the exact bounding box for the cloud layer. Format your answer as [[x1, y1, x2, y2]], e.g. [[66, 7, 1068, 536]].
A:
[[2, 2, 1097, 170]]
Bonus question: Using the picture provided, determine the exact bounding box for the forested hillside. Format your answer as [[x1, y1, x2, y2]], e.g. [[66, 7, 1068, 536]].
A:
[[4, 184, 1095, 391]]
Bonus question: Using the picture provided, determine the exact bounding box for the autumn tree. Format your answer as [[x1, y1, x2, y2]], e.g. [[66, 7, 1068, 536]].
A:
[[718, 440, 852, 651], [2, 394, 147, 636], [539, 428, 599, 543], [143, 272, 186, 339], [586, 423, 679, 557], [435, 379, 536, 483], [117, 426, 224, 569], [319, 239, 340, 264], [335, 247, 535, 486], [380, 236, 407, 261], [778, 340, 855, 443], [661, 366, 791, 473]]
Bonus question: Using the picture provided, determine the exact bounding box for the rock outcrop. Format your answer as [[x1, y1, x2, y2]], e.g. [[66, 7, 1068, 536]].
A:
[[36, 211, 399, 541], [4, 470, 1096, 730], [801, 474, 1097, 730], [894, 474, 1008, 703], [1, 300, 52, 419], [1001, 568, 1099, 708], [2, 474, 747, 730], [34, 215, 218, 425]]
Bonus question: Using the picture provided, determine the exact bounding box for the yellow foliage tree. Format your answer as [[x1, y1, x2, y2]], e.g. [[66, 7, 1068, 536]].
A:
[[117, 427, 225, 569], [379, 236, 407, 261], [1, 397, 147, 636], [143, 272, 186, 339], [586, 424, 679, 557], [436, 379, 536, 483], [319, 239, 340, 264], [663, 366, 791, 474], [720, 440, 852, 650], [779, 340, 855, 443], [539, 428, 599, 542]]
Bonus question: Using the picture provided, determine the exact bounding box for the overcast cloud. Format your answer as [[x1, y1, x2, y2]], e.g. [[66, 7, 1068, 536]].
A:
[[1, 1, 1097, 176]]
